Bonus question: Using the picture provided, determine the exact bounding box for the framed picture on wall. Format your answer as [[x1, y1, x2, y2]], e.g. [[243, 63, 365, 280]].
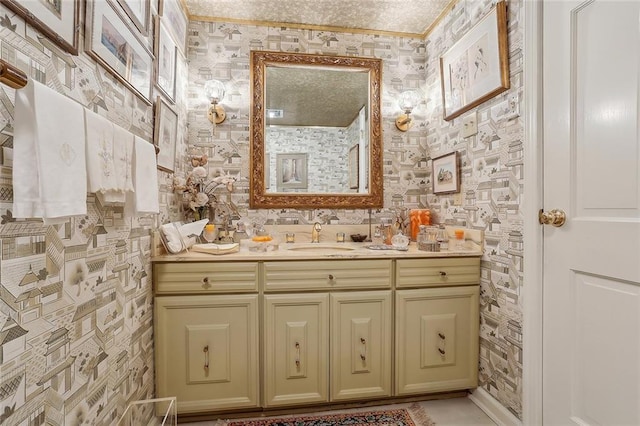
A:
[[115, 0, 150, 35], [439, 1, 509, 121], [276, 153, 307, 191], [85, 0, 154, 104], [154, 16, 176, 102], [0, 0, 80, 54], [432, 152, 460, 194], [154, 96, 178, 173], [159, 0, 187, 54], [349, 144, 359, 189]]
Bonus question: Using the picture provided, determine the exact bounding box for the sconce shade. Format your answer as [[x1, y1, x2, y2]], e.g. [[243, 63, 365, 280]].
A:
[[204, 79, 226, 103], [397, 89, 421, 112], [396, 89, 421, 132], [204, 79, 227, 125]]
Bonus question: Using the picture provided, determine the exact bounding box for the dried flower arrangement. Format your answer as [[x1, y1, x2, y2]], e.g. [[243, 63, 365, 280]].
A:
[[173, 154, 238, 222]]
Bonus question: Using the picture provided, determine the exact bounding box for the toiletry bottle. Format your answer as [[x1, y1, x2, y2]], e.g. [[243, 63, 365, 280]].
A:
[[384, 224, 393, 245]]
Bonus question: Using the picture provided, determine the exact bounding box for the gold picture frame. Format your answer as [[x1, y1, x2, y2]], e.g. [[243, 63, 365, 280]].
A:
[[0, 0, 80, 54], [439, 1, 509, 121], [85, 0, 153, 104]]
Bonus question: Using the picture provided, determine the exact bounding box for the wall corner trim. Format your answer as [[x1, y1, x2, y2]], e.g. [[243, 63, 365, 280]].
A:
[[468, 388, 523, 426]]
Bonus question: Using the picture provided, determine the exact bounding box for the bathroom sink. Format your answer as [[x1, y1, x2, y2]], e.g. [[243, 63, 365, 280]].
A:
[[286, 244, 355, 252]]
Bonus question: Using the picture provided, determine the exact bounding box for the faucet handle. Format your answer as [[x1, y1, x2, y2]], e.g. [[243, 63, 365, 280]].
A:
[[311, 222, 322, 243]]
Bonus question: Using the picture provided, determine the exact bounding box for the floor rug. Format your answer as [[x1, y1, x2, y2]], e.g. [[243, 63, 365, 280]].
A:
[[220, 403, 435, 426]]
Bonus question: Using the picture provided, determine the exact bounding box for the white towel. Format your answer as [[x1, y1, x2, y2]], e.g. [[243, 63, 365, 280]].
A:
[[85, 111, 135, 204], [85, 109, 117, 193], [112, 125, 134, 196], [126, 136, 159, 215], [13, 80, 86, 222]]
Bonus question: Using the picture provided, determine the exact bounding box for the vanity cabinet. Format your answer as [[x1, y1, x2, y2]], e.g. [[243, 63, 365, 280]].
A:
[[395, 257, 480, 395], [154, 261, 260, 414], [153, 253, 480, 416], [262, 259, 393, 406]]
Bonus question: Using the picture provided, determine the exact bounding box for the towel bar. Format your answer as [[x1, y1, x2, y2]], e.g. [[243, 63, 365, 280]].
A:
[[0, 60, 28, 89], [0, 59, 161, 155]]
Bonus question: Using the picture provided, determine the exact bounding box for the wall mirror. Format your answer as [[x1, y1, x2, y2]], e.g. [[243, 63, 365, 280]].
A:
[[250, 51, 383, 209]]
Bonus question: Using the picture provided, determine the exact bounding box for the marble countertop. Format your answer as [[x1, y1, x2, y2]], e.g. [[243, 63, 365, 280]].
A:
[[152, 241, 483, 263], [152, 224, 484, 262]]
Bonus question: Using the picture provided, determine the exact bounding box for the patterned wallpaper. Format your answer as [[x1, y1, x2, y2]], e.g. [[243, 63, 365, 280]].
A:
[[185, 0, 523, 419], [0, 2, 184, 424]]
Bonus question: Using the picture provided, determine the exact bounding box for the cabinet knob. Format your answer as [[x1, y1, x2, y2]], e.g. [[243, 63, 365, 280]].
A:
[[201, 277, 211, 289], [438, 332, 446, 340], [439, 271, 447, 277], [438, 348, 446, 356], [328, 274, 334, 280]]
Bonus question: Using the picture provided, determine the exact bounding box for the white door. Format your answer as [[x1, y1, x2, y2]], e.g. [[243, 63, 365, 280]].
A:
[[542, 1, 640, 424]]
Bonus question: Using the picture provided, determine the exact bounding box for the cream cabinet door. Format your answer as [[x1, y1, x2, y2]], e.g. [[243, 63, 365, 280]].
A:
[[263, 293, 329, 407], [330, 291, 392, 401], [396, 286, 479, 395], [155, 295, 259, 414]]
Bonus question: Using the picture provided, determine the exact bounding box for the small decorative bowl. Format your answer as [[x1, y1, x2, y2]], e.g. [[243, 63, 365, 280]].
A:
[[350, 233, 367, 242]]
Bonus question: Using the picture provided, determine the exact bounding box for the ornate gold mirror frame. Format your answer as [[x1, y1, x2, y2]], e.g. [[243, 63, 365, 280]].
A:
[[250, 51, 383, 209]]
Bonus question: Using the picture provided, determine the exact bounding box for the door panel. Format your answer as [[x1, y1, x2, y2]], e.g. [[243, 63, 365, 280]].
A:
[[263, 293, 329, 407], [330, 291, 392, 401], [542, 1, 640, 424]]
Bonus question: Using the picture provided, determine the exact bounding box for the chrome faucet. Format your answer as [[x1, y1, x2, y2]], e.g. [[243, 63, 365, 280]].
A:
[[311, 222, 322, 243]]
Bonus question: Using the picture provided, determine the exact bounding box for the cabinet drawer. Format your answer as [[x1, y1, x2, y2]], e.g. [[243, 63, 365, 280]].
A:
[[264, 260, 392, 291], [154, 262, 259, 294], [396, 257, 480, 288]]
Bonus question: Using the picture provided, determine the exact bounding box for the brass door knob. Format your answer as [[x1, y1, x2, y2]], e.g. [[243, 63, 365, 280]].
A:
[[538, 209, 566, 227]]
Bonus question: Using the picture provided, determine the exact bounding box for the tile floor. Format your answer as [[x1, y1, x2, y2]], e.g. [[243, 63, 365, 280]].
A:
[[183, 397, 496, 425]]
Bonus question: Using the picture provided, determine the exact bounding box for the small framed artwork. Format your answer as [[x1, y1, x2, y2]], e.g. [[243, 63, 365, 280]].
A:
[[154, 96, 178, 173], [276, 153, 307, 191], [115, 0, 150, 35], [154, 16, 176, 102], [159, 0, 188, 54], [432, 152, 460, 195], [85, 0, 153, 104], [0, 0, 80, 54], [349, 144, 359, 189], [439, 1, 509, 121]]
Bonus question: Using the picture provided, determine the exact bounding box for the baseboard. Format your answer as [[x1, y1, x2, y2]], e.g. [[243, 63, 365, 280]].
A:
[[468, 388, 522, 426]]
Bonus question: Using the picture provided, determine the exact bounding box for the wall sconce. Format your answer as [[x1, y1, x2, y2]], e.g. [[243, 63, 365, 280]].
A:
[[395, 90, 421, 132], [204, 79, 226, 127]]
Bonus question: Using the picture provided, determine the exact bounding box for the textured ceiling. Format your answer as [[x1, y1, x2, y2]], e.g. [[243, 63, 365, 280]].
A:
[[184, 0, 455, 37]]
